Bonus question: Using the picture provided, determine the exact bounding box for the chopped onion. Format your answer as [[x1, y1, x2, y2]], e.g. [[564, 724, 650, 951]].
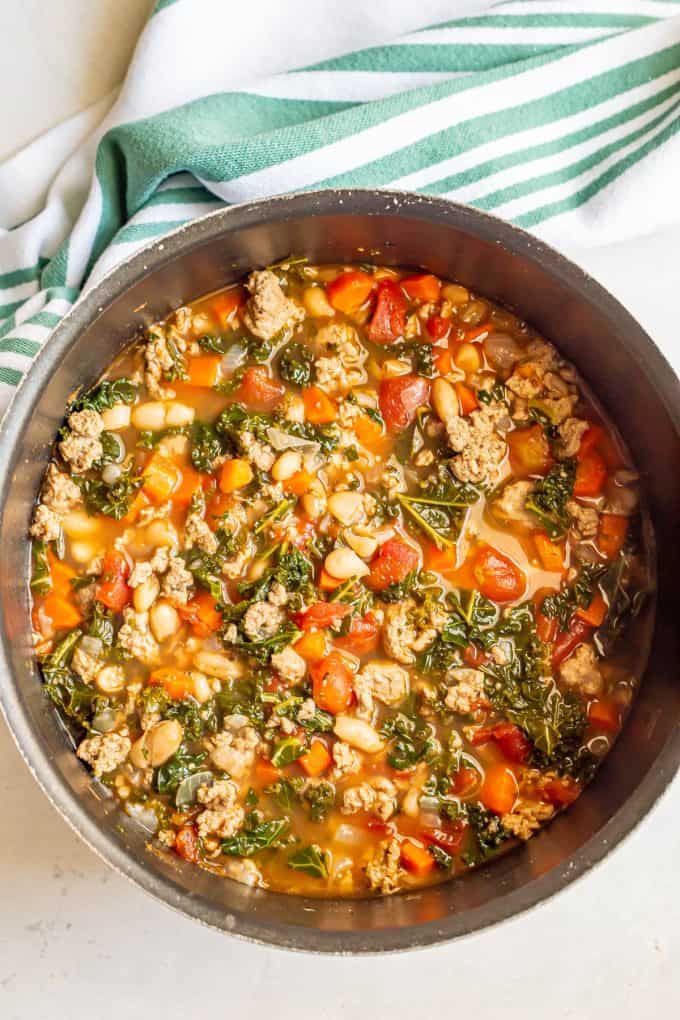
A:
[[102, 463, 122, 485], [221, 343, 246, 375], [266, 426, 319, 454], [91, 708, 119, 733], [176, 770, 214, 809], [333, 824, 364, 847], [78, 635, 103, 658]]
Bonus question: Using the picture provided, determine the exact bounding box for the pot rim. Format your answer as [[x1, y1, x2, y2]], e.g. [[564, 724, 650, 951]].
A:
[[2, 188, 680, 953]]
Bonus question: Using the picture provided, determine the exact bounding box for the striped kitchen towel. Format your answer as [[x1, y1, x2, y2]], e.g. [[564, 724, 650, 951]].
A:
[[1, 0, 679, 415]]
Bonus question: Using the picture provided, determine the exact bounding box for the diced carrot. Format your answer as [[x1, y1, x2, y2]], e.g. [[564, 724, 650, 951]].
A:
[[354, 412, 383, 447], [588, 698, 620, 733], [454, 381, 479, 415], [210, 287, 244, 327], [185, 355, 221, 388], [177, 590, 222, 636], [47, 549, 78, 596], [400, 840, 436, 875], [325, 271, 375, 315], [576, 591, 608, 628], [453, 342, 482, 375], [422, 540, 458, 578], [479, 763, 517, 815], [435, 347, 452, 375], [41, 593, 83, 630], [254, 758, 283, 786], [427, 314, 451, 341], [294, 629, 327, 663], [574, 450, 607, 497], [172, 464, 203, 508], [465, 323, 491, 341], [219, 458, 253, 493], [282, 469, 313, 497], [318, 568, 343, 592], [400, 273, 441, 303], [303, 386, 337, 424], [298, 739, 332, 778], [533, 531, 565, 573], [142, 452, 181, 504], [598, 513, 628, 560], [149, 668, 193, 700], [507, 423, 553, 477], [122, 490, 150, 524]]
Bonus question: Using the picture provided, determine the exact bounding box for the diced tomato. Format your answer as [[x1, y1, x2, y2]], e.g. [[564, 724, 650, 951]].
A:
[[598, 513, 628, 560], [551, 616, 592, 668], [364, 818, 396, 838], [366, 537, 419, 591], [401, 273, 441, 303], [420, 822, 467, 853], [472, 544, 526, 603], [310, 651, 354, 715], [400, 840, 436, 875], [379, 373, 430, 431], [295, 602, 351, 631], [367, 279, 408, 343], [149, 668, 193, 700], [471, 722, 531, 764], [174, 825, 200, 863], [540, 776, 581, 806], [450, 766, 480, 796], [334, 611, 381, 656], [177, 590, 222, 637], [95, 550, 131, 613], [237, 366, 284, 411], [578, 423, 623, 469], [326, 271, 375, 315], [574, 449, 607, 497], [422, 539, 458, 578], [454, 381, 479, 415], [507, 423, 553, 477], [463, 643, 489, 669], [588, 697, 620, 733], [426, 314, 451, 340], [479, 763, 517, 815]]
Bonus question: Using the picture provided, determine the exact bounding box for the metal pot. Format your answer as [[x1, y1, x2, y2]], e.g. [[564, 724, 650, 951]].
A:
[[1, 190, 679, 953]]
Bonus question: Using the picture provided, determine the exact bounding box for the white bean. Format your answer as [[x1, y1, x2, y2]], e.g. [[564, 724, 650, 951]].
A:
[[130, 720, 184, 768], [344, 529, 378, 560], [272, 449, 302, 482], [302, 492, 326, 520], [95, 666, 126, 695], [144, 520, 178, 548], [303, 286, 334, 318], [327, 490, 364, 526], [333, 715, 384, 754], [190, 672, 214, 704], [382, 359, 411, 379], [62, 510, 99, 539], [325, 547, 370, 580], [70, 541, 97, 564], [193, 650, 244, 680], [131, 401, 167, 431], [133, 574, 160, 613], [432, 377, 459, 423], [164, 402, 195, 427], [149, 600, 180, 642], [100, 403, 131, 431]]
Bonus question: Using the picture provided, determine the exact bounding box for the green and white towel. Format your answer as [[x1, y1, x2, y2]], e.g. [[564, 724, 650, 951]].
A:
[[1, 0, 679, 415]]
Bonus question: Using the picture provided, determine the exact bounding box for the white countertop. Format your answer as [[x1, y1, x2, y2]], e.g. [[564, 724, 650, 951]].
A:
[[1, 3, 680, 1017]]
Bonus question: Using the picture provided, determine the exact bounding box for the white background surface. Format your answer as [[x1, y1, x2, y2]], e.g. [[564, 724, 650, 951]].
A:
[[1, 2, 679, 1017]]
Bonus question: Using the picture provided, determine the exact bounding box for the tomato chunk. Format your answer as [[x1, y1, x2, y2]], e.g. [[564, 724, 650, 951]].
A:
[[472, 544, 526, 603], [334, 611, 381, 656], [295, 602, 351, 631], [326, 271, 375, 315], [368, 279, 408, 343], [420, 822, 467, 853], [552, 616, 592, 668], [426, 314, 451, 340], [310, 651, 354, 715], [366, 538, 419, 591], [379, 373, 430, 431], [507, 423, 553, 477], [237, 366, 284, 411], [471, 722, 531, 764], [95, 550, 131, 613], [574, 449, 607, 497], [174, 825, 200, 863]]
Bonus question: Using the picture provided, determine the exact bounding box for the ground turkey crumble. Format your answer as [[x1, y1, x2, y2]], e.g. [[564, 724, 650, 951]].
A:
[[59, 408, 104, 473], [77, 731, 131, 778], [313, 322, 368, 396], [117, 608, 159, 665], [195, 779, 244, 842], [445, 668, 487, 714], [446, 401, 509, 485], [559, 643, 603, 696], [206, 716, 261, 780], [30, 464, 82, 542], [342, 778, 398, 821], [242, 269, 304, 341], [242, 601, 284, 642], [502, 799, 555, 840], [331, 741, 362, 779], [365, 838, 404, 895], [270, 644, 306, 683]]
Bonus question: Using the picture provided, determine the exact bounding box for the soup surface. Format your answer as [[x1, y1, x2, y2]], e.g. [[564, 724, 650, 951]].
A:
[[29, 260, 650, 897]]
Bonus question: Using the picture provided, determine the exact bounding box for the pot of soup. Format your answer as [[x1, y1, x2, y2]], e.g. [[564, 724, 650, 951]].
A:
[[1, 190, 679, 952]]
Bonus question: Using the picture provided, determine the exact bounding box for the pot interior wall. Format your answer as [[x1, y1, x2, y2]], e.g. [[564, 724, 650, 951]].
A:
[[2, 194, 679, 951]]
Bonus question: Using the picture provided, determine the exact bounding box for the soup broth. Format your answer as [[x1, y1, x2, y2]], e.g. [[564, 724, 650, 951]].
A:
[[29, 260, 651, 897]]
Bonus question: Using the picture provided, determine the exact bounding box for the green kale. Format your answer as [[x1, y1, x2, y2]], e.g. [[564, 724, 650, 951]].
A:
[[525, 459, 576, 538], [182, 541, 228, 603], [163, 696, 219, 741], [197, 333, 229, 354], [98, 432, 122, 465], [278, 342, 314, 386], [216, 676, 266, 728], [136, 425, 190, 450], [216, 403, 271, 444], [190, 421, 227, 473], [305, 781, 335, 822], [155, 746, 208, 795], [87, 602, 115, 646], [69, 377, 137, 415], [76, 468, 142, 520], [280, 420, 339, 454], [271, 737, 304, 767], [465, 803, 511, 862], [541, 564, 605, 630], [380, 711, 440, 770], [380, 569, 420, 604], [397, 474, 479, 550], [429, 845, 454, 870], [222, 815, 289, 857], [30, 541, 51, 596], [265, 777, 304, 810], [287, 844, 328, 879], [41, 630, 105, 727], [238, 547, 313, 602], [478, 381, 508, 406], [391, 340, 435, 378]]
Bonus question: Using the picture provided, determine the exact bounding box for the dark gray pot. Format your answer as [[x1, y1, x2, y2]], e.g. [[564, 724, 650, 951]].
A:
[[1, 190, 679, 953]]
